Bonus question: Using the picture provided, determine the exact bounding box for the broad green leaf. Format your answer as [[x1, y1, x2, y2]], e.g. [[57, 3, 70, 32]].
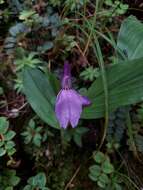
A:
[[82, 57, 143, 119], [23, 68, 59, 129], [117, 16, 143, 60], [46, 70, 60, 95]]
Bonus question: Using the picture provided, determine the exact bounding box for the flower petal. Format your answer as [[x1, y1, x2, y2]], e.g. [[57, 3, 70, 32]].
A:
[[80, 95, 91, 106], [55, 90, 69, 129], [55, 89, 91, 129], [68, 90, 82, 128]]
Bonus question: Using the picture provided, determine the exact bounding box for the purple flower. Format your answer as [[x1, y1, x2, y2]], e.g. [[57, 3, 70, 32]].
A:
[[55, 61, 91, 129]]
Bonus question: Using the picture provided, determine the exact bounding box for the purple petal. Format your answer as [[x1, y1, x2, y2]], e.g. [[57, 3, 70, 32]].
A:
[[80, 95, 91, 106], [55, 89, 91, 129], [55, 90, 69, 129], [68, 90, 82, 128]]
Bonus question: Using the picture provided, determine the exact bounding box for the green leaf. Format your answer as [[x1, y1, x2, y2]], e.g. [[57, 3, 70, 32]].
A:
[[0, 87, 4, 95], [5, 187, 13, 190], [75, 127, 89, 134], [117, 16, 143, 60], [46, 71, 60, 95], [42, 188, 50, 190], [23, 68, 59, 129], [7, 147, 16, 156], [35, 172, 47, 188], [5, 141, 15, 150], [102, 160, 114, 174], [115, 183, 122, 190], [23, 185, 32, 190], [73, 134, 82, 147], [19, 10, 36, 20], [0, 117, 9, 134], [89, 165, 101, 177], [97, 180, 106, 188], [82, 57, 143, 119], [88, 173, 98, 182], [93, 151, 105, 163], [4, 131, 16, 141], [0, 140, 4, 147], [99, 173, 109, 184], [0, 147, 6, 156], [33, 133, 42, 147], [29, 119, 35, 128], [9, 174, 20, 186]]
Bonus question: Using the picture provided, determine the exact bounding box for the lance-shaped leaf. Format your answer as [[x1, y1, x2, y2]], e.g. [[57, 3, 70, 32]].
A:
[[82, 57, 143, 119], [23, 68, 59, 129], [117, 16, 143, 60]]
